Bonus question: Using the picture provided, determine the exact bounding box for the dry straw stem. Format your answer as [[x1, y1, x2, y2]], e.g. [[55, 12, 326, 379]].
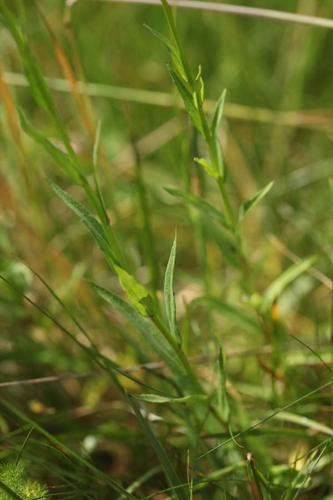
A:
[[0, 347, 273, 390], [38, 7, 96, 140], [0, 65, 30, 187], [90, 0, 333, 30], [4, 72, 333, 132]]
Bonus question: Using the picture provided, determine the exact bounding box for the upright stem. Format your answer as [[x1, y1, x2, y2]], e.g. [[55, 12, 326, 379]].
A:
[[217, 177, 236, 229]]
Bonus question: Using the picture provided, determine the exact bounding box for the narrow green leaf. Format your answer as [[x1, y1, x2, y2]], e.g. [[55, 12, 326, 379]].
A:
[[194, 157, 219, 179], [51, 182, 117, 265], [115, 265, 150, 316], [210, 89, 227, 179], [165, 187, 229, 228], [284, 444, 327, 500], [136, 393, 207, 404], [1, 399, 134, 498], [169, 69, 202, 134], [213, 137, 224, 178], [52, 183, 153, 315], [217, 346, 230, 422], [246, 455, 266, 500], [144, 24, 186, 80], [164, 234, 180, 344], [195, 65, 204, 103], [130, 396, 188, 500], [211, 88, 227, 138], [92, 120, 109, 227], [160, 0, 183, 56], [239, 181, 274, 222], [144, 24, 176, 57], [19, 111, 82, 184], [261, 257, 316, 313], [92, 283, 186, 380], [273, 411, 333, 437], [191, 296, 261, 336], [0, 3, 70, 146], [0, 2, 48, 111]]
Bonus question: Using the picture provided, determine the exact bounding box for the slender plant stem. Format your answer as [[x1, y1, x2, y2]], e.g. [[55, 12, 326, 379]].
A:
[[93, 0, 333, 30]]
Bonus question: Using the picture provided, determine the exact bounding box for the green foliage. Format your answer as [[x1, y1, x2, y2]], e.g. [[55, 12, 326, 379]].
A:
[[163, 233, 181, 344], [0, 0, 332, 497], [261, 257, 316, 313], [165, 187, 229, 227], [238, 181, 274, 222], [0, 462, 47, 500], [92, 283, 188, 383]]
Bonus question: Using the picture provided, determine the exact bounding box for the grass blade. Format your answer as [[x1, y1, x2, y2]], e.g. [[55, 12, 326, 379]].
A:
[[166, 187, 230, 227], [211, 88, 227, 138], [136, 393, 207, 404], [164, 233, 181, 345], [239, 181, 274, 222], [130, 395, 188, 500], [261, 257, 316, 313], [92, 283, 187, 381], [191, 296, 261, 336]]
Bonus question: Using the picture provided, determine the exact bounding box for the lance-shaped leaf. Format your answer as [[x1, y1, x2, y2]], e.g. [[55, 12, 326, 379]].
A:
[[52, 183, 151, 315], [0, 2, 49, 111], [191, 296, 261, 336], [144, 24, 187, 81], [0, 2, 69, 143], [210, 89, 227, 179], [135, 393, 207, 404], [51, 182, 117, 262], [239, 181, 274, 222], [92, 283, 186, 380], [20, 112, 82, 184], [260, 257, 316, 313], [195, 64, 205, 104], [165, 187, 230, 228], [130, 396, 188, 500], [115, 265, 151, 316], [169, 69, 203, 134], [164, 234, 181, 344], [211, 89, 227, 138], [194, 157, 219, 179]]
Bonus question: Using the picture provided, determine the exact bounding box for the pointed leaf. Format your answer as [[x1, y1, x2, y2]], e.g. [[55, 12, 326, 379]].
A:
[[136, 393, 207, 404], [211, 88, 227, 138], [92, 283, 186, 380], [115, 265, 150, 316], [52, 183, 151, 314], [144, 24, 186, 80], [144, 24, 176, 57], [191, 296, 261, 336], [19, 111, 82, 184], [130, 396, 188, 500], [165, 187, 230, 228], [239, 181, 274, 222], [164, 234, 180, 344], [51, 182, 117, 265], [169, 69, 202, 134], [195, 65, 204, 103], [194, 157, 219, 179], [261, 257, 316, 313]]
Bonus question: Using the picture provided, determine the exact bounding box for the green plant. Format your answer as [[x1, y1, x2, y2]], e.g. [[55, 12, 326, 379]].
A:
[[0, 462, 47, 500], [0, 0, 333, 498]]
